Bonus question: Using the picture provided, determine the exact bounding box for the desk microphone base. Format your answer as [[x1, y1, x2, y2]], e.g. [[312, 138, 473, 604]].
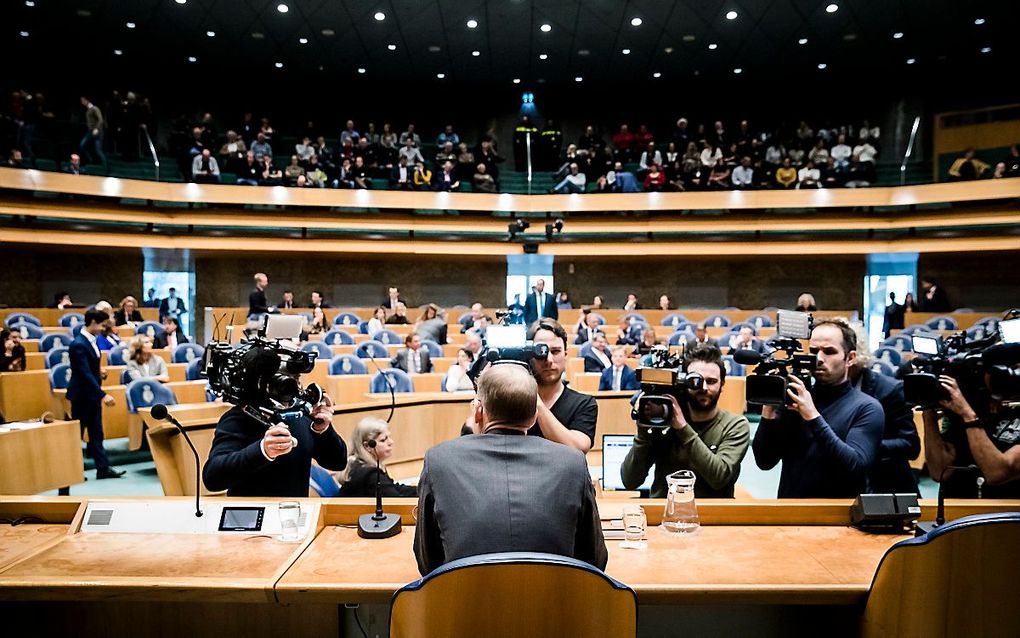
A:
[[357, 513, 402, 539]]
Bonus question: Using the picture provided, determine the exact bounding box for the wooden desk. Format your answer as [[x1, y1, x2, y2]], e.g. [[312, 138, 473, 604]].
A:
[[0, 370, 52, 422], [0, 420, 84, 495]]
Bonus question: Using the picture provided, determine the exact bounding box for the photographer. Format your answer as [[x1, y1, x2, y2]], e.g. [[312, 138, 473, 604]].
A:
[[923, 375, 1020, 498], [620, 345, 750, 497], [528, 319, 599, 452], [752, 320, 884, 498]]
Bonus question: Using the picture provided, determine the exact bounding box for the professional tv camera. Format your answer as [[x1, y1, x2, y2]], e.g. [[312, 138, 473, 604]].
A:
[[203, 314, 325, 428], [466, 322, 550, 385], [734, 310, 817, 406], [903, 314, 1020, 409], [630, 344, 705, 429]]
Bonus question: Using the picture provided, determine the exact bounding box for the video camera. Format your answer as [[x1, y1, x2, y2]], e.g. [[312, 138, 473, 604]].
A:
[[203, 314, 325, 428], [466, 322, 550, 385], [903, 315, 1020, 409], [736, 310, 817, 406], [630, 345, 705, 429]]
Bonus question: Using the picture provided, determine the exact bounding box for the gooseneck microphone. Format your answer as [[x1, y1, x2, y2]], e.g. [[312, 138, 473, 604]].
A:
[[356, 438, 402, 539], [915, 464, 980, 535], [151, 403, 203, 518]]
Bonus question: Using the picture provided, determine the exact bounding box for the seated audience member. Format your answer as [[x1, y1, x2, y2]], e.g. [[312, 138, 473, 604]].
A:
[[796, 292, 818, 312], [460, 303, 484, 333], [831, 134, 853, 171], [623, 294, 642, 311], [295, 136, 315, 162], [304, 307, 328, 336], [473, 163, 497, 192], [797, 160, 821, 189], [552, 162, 586, 194], [456, 143, 476, 177], [853, 139, 878, 167], [412, 161, 433, 190], [444, 349, 476, 392], [351, 156, 372, 189], [153, 317, 189, 349], [622, 344, 751, 497], [338, 419, 417, 498], [218, 130, 247, 172], [574, 312, 602, 345], [435, 141, 457, 165], [415, 303, 447, 345], [598, 161, 640, 192], [1003, 143, 1020, 177], [1, 329, 27, 372], [52, 292, 74, 309], [414, 364, 607, 575], [381, 286, 406, 310], [250, 132, 272, 162], [686, 323, 719, 350], [399, 137, 424, 165], [583, 332, 612, 373], [728, 327, 765, 355], [658, 295, 672, 311], [125, 335, 169, 383], [367, 306, 387, 337], [279, 290, 295, 309], [203, 387, 346, 497], [258, 155, 283, 186], [114, 296, 144, 326], [390, 156, 412, 189], [391, 332, 433, 374], [7, 149, 25, 169], [436, 124, 460, 147], [385, 302, 410, 325], [435, 160, 460, 192], [96, 319, 121, 351], [305, 155, 328, 187], [236, 150, 260, 186], [947, 148, 989, 181], [399, 123, 421, 148], [643, 163, 667, 191], [638, 142, 663, 175], [191, 148, 221, 184], [464, 332, 484, 359], [591, 295, 606, 309], [614, 315, 641, 346], [635, 327, 660, 356], [310, 290, 331, 309], [332, 158, 355, 189], [731, 157, 754, 189], [557, 292, 573, 309], [992, 162, 1007, 179], [775, 157, 797, 189], [707, 158, 731, 189], [477, 139, 502, 178], [599, 346, 640, 391], [64, 153, 85, 175], [808, 139, 830, 166], [752, 320, 884, 497], [284, 155, 305, 186]]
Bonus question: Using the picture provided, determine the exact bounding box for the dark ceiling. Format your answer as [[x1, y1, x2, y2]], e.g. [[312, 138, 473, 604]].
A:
[[5, 0, 1017, 91]]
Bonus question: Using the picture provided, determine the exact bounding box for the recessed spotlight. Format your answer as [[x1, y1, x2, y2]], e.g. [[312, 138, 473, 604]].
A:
[[725, 10, 738, 20], [274, 62, 284, 68], [817, 63, 827, 69], [175, 0, 186, 4], [19, 31, 29, 37], [708, 43, 718, 50], [540, 23, 551, 33], [206, 31, 215, 37], [299, 37, 308, 44], [578, 49, 590, 56], [374, 11, 386, 21], [113, 49, 123, 56], [621, 48, 631, 55], [664, 46, 674, 53], [574, 76, 583, 82], [25, 1, 35, 6], [387, 43, 396, 50], [539, 53, 548, 60], [428, 45, 441, 52], [188, 56, 197, 62], [512, 78, 521, 84], [893, 32, 904, 39], [320, 29, 334, 37], [798, 38, 809, 45], [436, 73, 446, 79], [276, 3, 289, 13], [253, 31, 266, 39], [973, 18, 985, 26], [630, 17, 643, 27], [652, 72, 661, 78], [357, 67, 366, 74], [906, 58, 916, 64], [733, 67, 742, 74], [980, 46, 991, 53], [472, 50, 480, 57], [842, 33, 856, 41], [466, 19, 478, 29], [825, 3, 839, 13], [126, 22, 136, 28]]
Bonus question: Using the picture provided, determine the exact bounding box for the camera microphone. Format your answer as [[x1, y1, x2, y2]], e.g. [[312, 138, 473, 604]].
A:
[[982, 342, 1020, 366], [732, 349, 764, 366], [150, 403, 203, 519]]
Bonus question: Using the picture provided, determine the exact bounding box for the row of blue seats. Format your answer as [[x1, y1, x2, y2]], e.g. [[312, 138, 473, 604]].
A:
[[41, 342, 205, 369]]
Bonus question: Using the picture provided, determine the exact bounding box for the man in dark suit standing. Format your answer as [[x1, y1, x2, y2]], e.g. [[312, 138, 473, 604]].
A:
[[882, 292, 905, 338], [919, 277, 951, 313], [143, 288, 160, 308], [159, 287, 187, 324], [523, 278, 558, 325], [391, 332, 433, 374], [68, 309, 124, 479], [381, 286, 407, 311], [153, 317, 189, 350], [599, 346, 640, 391], [414, 364, 607, 575]]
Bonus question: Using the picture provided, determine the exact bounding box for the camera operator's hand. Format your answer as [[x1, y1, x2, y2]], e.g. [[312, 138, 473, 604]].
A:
[[310, 392, 334, 434], [667, 395, 688, 431], [938, 375, 977, 421], [786, 375, 820, 422], [263, 424, 295, 460]]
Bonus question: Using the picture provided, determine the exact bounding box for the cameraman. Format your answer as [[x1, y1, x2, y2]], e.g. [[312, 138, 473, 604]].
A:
[[923, 375, 1020, 498], [620, 345, 750, 497], [752, 320, 884, 498], [203, 387, 348, 497], [528, 319, 599, 453]]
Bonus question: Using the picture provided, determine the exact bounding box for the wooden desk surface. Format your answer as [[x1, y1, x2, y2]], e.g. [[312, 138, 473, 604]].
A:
[[0, 524, 70, 571]]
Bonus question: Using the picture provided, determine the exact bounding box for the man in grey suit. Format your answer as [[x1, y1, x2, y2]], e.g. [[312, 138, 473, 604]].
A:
[[414, 364, 608, 576], [390, 332, 433, 374]]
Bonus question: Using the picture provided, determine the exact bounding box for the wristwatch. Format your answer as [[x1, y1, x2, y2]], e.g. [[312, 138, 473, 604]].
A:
[[963, 418, 984, 429]]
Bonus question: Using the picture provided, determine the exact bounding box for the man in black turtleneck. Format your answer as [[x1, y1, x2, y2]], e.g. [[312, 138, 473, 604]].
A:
[[752, 320, 884, 498]]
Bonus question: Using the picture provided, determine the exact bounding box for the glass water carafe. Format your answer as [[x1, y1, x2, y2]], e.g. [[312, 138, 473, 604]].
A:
[[662, 470, 699, 534]]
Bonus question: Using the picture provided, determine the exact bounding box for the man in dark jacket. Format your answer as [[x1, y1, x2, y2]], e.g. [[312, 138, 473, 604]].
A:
[[853, 360, 920, 494], [68, 309, 123, 479], [248, 272, 273, 320]]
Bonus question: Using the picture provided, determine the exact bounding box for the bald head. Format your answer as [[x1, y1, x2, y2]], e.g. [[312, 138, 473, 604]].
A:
[[253, 272, 268, 288], [475, 365, 538, 433]]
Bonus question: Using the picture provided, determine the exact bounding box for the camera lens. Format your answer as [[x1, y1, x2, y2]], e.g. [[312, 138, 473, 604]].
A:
[[638, 397, 671, 427], [266, 373, 300, 404], [988, 365, 1020, 399]]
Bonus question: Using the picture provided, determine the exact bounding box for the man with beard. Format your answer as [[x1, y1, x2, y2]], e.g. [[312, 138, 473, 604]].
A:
[[620, 344, 750, 497]]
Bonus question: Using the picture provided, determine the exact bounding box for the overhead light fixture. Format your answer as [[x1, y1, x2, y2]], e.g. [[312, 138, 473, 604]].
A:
[[253, 31, 266, 39], [733, 67, 742, 74], [25, 1, 35, 6], [893, 32, 904, 39], [436, 72, 446, 79], [539, 53, 548, 60], [466, 19, 478, 29], [798, 38, 808, 44], [472, 50, 480, 57], [206, 31, 215, 37], [126, 22, 136, 28], [817, 63, 827, 69], [320, 29, 334, 36], [175, 0, 186, 4], [357, 67, 366, 74], [622, 48, 631, 55], [630, 17, 642, 27], [906, 58, 916, 64], [973, 18, 985, 26], [664, 46, 674, 53], [825, 3, 838, 13], [387, 43, 396, 50], [540, 23, 551, 33], [574, 76, 583, 82], [545, 219, 563, 240], [708, 43, 718, 50], [374, 11, 386, 21], [274, 62, 284, 68], [188, 56, 197, 62], [578, 49, 590, 56], [652, 71, 661, 78], [725, 10, 738, 20], [508, 218, 530, 239], [299, 37, 308, 44], [980, 47, 991, 53], [276, 3, 289, 13], [19, 30, 29, 37], [512, 78, 521, 84], [428, 45, 441, 52], [114, 49, 123, 55]]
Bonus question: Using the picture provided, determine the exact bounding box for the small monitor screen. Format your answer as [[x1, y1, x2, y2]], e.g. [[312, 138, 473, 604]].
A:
[[776, 310, 812, 340], [486, 325, 526, 349], [218, 507, 265, 532], [601, 435, 653, 491], [911, 334, 941, 356], [999, 318, 1020, 345]]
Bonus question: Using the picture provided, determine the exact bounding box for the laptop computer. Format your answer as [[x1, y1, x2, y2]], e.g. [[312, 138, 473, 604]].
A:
[[601, 434, 653, 492]]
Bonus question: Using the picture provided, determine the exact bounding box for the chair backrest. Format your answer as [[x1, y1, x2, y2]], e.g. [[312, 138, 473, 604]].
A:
[[869, 360, 896, 377], [329, 354, 368, 375], [926, 316, 958, 331], [135, 321, 164, 339], [862, 512, 1020, 638], [660, 313, 687, 328], [70, 324, 85, 338], [125, 379, 177, 414], [185, 358, 205, 381], [872, 347, 903, 366], [309, 463, 341, 497], [667, 330, 691, 346], [5, 313, 41, 327], [49, 363, 73, 389], [390, 552, 637, 638], [358, 320, 371, 335], [333, 312, 361, 326], [882, 335, 913, 353], [952, 307, 975, 313], [120, 368, 134, 385], [59, 312, 85, 328], [900, 324, 927, 336], [578, 342, 594, 359], [747, 313, 773, 329], [40, 333, 72, 352], [622, 313, 646, 323], [975, 316, 1000, 331], [9, 322, 44, 339], [704, 314, 730, 328], [370, 368, 414, 393], [172, 343, 205, 363], [589, 313, 606, 326], [322, 329, 355, 345], [45, 347, 70, 369], [107, 344, 128, 366], [458, 311, 474, 324], [299, 341, 333, 359], [375, 329, 401, 345], [729, 322, 756, 336], [721, 355, 745, 377], [420, 339, 442, 358], [356, 340, 389, 359]]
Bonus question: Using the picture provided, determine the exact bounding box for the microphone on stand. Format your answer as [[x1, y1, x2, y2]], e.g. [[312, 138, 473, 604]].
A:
[[357, 438, 402, 539], [915, 464, 980, 535], [150, 403, 203, 518]]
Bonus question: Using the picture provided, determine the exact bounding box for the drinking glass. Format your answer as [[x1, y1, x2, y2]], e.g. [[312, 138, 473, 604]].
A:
[[620, 505, 647, 550], [279, 501, 301, 541]]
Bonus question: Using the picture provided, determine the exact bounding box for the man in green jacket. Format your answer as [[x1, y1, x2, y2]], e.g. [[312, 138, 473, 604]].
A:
[[620, 344, 750, 498]]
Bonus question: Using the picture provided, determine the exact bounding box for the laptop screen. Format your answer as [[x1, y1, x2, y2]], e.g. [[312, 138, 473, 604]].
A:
[[601, 434, 653, 491]]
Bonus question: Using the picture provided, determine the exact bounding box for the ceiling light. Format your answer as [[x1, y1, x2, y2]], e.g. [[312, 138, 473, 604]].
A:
[[299, 37, 308, 44], [253, 31, 266, 39], [733, 68, 742, 74], [540, 23, 551, 33], [725, 10, 738, 20], [472, 50, 480, 57], [817, 63, 827, 69], [906, 58, 916, 64], [973, 18, 985, 26], [436, 73, 446, 79], [708, 43, 718, 50], [387, 43, 396, 50], [187, 56, 197, 62], [825, 3, 838, 13], [428, 45, 441, 52], [980, 46, 991, 53], [206, 31, 215, 37], [126, 22, 136, 28], [357, 67, 366, 74], [466, 19, 478, 29], [664, 46, 674, 53], [19, 31, 29, 37], [798, 38, 809, 45], [652, 72, 661, 78], [893, 32, 904, 39], [512, 78, 521, 84], [630, 17, 642, 27], [320, 29, 334, 36], [622, 48, 631, 55], [578, 49, 590, 56], [539, 53, 548, 60], [114, 49, 123, 55], [276, 3, 289, 13], [274, 62, 283, 68], [175, 0, 186, 4], [25, 1, 35, 6], [574, 76, 583, 82], [374, 11, 386, 21]]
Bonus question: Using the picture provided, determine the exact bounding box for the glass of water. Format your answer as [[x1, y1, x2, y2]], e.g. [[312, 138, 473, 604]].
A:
[[279, 501, 301, 541], [620, 505, 647, 550]]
